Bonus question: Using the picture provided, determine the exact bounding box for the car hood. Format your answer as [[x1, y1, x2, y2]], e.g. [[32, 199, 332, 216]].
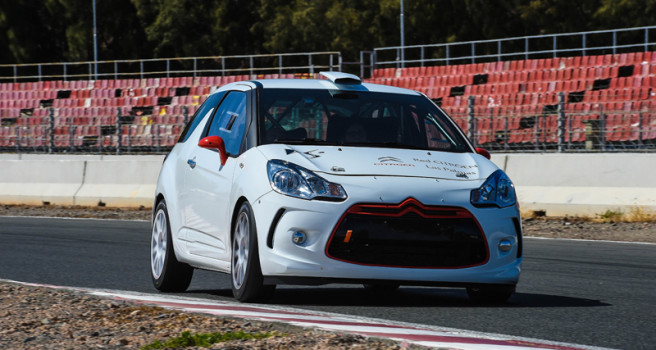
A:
[[256, 144, 498, 181]]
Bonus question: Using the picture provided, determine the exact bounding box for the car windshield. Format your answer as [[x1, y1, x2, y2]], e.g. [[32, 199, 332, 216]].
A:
[[258, 88, 471, 152]]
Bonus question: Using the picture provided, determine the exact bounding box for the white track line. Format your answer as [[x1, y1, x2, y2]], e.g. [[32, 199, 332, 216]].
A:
[[3, 279, 613, 350], [524, 236, 656, 246]]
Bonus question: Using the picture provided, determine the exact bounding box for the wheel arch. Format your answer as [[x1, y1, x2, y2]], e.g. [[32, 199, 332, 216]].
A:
[[231, 196, 250, 241], [153, 193, 165, 221]]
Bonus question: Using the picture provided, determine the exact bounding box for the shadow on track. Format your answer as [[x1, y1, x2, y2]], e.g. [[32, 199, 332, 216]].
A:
[[183, 286, 609, 308]]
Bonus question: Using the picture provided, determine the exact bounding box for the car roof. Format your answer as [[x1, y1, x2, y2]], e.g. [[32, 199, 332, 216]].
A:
[[214, 72, 422, 96]]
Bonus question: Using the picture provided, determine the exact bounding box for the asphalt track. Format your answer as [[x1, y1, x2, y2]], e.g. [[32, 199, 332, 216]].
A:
[[0, 216, 654, 349]]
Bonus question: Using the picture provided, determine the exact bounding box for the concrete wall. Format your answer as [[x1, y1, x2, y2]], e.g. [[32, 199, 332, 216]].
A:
[[0, 153, 654, 216], [491, 153, 656, 216], [0, 154, 164, 207]]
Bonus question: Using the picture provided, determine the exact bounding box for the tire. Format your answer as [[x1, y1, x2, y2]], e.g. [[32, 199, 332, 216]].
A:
[[151, 200, 193, 292], [231, 202, 275, 302], [466, 285, 515, 304]]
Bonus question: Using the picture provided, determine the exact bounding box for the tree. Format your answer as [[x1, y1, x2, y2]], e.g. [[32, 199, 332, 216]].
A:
[[0, 1, 67, 63], [0, 0, 653, 66], [517, 0, 601, 34], [133, 0, 262, 58], [257, 0, 399, 61], [0, 0, 148, 64], [595, 0, 656, 28]]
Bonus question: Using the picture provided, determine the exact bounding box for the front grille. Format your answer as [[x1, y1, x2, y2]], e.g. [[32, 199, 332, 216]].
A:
[[326, 198, 488, 268]]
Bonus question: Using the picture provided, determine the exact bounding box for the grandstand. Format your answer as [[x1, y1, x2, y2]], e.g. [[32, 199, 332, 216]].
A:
[[369, 51, 656, 151], [1, 27, 655, 153], [0, 73, 305, 153]]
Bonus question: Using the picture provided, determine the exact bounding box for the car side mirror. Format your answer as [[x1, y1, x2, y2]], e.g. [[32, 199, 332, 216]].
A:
[[475, 147, 491, 160], [199, 136, 228, 166]]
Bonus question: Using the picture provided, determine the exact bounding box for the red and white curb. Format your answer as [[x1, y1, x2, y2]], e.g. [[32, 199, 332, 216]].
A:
[[8, 280, 611, 350]]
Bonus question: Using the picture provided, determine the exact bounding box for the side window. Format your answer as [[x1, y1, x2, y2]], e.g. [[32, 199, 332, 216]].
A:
[[177, 91, 226, 143], [424, 112, 458, 150], [206, 91, 247, 155]]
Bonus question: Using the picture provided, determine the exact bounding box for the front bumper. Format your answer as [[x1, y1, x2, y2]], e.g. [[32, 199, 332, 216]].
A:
[[252, 175, 522, 286], [326, 198, 489, 268]]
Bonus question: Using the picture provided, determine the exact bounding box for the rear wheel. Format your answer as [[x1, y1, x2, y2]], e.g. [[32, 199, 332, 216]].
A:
[[467, 285, 515, 304], [231, 202, 275, 302], [151, 200, 193, 292]]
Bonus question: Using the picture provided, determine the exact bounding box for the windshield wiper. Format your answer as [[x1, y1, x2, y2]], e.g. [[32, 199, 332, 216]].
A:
[[272, 137, 339, 145]]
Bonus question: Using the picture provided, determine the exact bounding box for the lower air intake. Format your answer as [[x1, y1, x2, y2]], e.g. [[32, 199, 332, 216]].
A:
[[326, 198, 488, 268]]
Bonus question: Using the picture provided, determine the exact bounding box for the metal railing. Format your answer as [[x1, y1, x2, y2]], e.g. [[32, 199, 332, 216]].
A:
[[367, 26, 656, 75], [0, 106, 192, 155], [1, 97, 654, 155], [0, 51, 342, 82], [444, 92, 656, 152]]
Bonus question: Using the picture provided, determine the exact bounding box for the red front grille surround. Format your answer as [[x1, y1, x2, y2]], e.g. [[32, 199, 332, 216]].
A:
[[325, 198, 489, 269]]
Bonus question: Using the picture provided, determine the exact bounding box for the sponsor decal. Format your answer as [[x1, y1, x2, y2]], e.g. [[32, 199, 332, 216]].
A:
[[377, 156, 403, 163], [413, 157, 478, 177], [374, 156, 415, 167], [373, 156, 478, 176], [304, 149, 324, 159]]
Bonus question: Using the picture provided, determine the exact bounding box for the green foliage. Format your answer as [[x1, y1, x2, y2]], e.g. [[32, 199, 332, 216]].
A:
[[596, 207, 656, 222], [141, 330, 280, 349], [597, 209, 625, 221], [0, 0, 652, 64]]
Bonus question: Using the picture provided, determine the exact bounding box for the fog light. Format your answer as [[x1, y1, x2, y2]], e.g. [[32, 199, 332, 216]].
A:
[[498, 239, 513, 253], [291, 231, 307, 245]]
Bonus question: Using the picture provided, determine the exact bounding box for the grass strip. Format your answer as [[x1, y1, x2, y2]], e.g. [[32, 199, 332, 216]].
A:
[[141, 330, 282, 349]]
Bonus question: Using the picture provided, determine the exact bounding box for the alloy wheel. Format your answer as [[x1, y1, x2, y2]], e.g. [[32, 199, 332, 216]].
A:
[[232, 211, 250, 289]]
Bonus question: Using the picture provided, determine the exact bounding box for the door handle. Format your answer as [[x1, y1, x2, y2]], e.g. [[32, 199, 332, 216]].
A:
[[187, 159, 196, 169]]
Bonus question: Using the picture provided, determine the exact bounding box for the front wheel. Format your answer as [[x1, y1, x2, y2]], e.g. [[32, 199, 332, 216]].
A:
[[466, 285, 515, 304], [231, 202, 275, 302], [151, 200, 193, 292]]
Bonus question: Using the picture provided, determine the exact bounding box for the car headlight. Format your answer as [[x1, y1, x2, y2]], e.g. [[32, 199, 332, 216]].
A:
[[267, 160, 347, 201], [470, 170, 516, 208]]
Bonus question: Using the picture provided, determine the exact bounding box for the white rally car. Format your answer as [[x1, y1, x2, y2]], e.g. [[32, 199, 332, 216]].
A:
[[151, 72, 522, 303]]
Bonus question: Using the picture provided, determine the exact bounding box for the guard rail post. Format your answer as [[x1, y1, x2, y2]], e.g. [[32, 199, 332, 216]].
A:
[[534, 114, 541, 151], [567, 112, 572, 151], [127, 123, 132, 154], [488, 110, 494, 145], [15, 125, 20, 154], [116, 107, 122, 155], [503, 115, 509, 151], [309, 54, 314, 75], [637, 111, 644, 148], [557, 92, 565, 152], [467, 96, 476, 147], [155, 125, 161, 153], [599, 106, 606, 151], [48, 108, 54, 153], [69, 123, 74, 153], [98, 120, 103, 154], [359, 51, 364, 78]]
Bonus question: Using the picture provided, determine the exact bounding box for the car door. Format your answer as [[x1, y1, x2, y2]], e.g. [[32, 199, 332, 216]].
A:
[[182, 87, 250, 264], [175, 91, 226, 234]]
